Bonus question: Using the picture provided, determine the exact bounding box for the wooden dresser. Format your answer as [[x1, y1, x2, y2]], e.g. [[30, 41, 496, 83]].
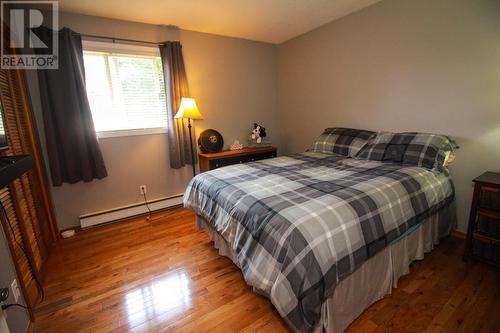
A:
[[199, 147, 277, 172], [464, 172, 500, 267]]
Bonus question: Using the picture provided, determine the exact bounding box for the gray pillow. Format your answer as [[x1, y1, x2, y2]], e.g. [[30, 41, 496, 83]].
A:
[[355, 132, 458, 170], [310, 128, 376, 157]]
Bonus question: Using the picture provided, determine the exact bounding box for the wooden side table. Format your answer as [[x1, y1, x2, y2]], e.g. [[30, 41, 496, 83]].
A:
[[199, 147, 277, 172], [464, 172, 500, 267]]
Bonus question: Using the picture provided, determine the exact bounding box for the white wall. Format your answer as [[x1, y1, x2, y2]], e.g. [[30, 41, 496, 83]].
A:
[[26, 0, 500, 233], [278, 0, 500, 232], [26, 12, 280, 230]]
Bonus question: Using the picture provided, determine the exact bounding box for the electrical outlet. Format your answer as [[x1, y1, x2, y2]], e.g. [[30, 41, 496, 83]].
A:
[[10, 279, 20, 303], [139, 185, 147, 195]]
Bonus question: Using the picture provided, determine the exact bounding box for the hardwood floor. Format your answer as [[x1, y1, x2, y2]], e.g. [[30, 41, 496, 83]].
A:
[[34, 208, 500, 332]]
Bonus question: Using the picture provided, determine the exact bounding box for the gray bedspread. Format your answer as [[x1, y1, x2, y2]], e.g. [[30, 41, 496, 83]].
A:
[[183, 152, 454, 332]]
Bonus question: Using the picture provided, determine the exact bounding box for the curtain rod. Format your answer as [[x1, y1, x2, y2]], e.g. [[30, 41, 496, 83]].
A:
[[80, 33, 163, 46]]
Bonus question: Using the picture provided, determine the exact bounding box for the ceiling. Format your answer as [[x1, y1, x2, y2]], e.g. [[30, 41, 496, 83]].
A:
[[58, 0, 382, 44]]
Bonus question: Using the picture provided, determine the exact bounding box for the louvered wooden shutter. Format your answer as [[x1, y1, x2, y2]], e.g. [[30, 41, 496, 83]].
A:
[[0, 66, 58, 313]]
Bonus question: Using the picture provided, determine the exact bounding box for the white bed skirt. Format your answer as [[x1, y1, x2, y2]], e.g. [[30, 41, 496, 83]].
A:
[[195, 203, 455, 333]]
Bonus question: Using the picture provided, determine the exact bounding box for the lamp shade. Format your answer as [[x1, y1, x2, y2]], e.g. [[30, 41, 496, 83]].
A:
[[175, 97, 203, 120]]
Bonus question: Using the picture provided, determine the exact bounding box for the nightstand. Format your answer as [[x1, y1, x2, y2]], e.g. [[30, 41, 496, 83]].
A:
[[464, 172, 500, 267], [199, 147, 277, 172]]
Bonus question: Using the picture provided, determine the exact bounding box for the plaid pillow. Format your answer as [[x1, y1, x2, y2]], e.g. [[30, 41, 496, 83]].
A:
[[356, 132, 458, 170], [311, 128, 376, 157]]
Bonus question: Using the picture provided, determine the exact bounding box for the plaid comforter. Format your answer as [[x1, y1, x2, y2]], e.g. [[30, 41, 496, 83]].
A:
[[183, 152, 454, 332]]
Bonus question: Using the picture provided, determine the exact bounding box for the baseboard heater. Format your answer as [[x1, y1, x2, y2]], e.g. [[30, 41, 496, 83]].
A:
[[79, 194, 184, 228]]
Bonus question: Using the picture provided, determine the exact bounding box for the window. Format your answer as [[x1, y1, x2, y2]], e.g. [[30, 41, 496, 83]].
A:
[[82, 42, 168, 135]]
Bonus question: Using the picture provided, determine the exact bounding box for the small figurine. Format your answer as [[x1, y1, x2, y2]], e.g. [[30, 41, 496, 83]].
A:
[[230, 140, 243, 150], [251, 123, 267, 144]]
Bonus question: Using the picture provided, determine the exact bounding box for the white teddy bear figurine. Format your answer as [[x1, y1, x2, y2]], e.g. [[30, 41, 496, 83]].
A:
[[251, 123, 267, 144]]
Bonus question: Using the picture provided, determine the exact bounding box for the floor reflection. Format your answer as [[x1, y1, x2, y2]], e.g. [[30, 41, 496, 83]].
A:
[[125, 270, 192, 327]]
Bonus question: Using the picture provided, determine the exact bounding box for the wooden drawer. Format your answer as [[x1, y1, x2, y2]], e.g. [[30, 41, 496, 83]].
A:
[[199, 147, 277, 172], [209, 151, 276, 170]]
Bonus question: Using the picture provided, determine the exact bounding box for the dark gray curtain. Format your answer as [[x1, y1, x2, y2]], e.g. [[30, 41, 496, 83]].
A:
[[159, 41, 196, 169], [36, 27, 107, 186]]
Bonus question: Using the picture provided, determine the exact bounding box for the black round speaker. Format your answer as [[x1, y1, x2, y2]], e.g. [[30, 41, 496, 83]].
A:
[[198, 129, 224, 153]]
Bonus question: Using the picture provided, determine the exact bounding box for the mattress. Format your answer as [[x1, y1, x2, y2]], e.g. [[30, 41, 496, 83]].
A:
[[184, 152, 455, 331]]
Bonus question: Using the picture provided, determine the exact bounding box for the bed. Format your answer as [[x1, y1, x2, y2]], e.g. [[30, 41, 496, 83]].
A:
[[183, 131, 456, 332]]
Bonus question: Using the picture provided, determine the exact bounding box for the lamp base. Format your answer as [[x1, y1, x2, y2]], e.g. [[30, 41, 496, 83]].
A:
[[187, 118, 196, 177]]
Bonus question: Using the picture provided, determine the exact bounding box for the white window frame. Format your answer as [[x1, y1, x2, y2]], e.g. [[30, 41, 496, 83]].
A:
[[82, 40, 168, 139], [96, 127, 167, 139]]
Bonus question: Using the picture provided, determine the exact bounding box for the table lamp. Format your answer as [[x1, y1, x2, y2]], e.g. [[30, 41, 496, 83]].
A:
[[175, 97, 203, 176]]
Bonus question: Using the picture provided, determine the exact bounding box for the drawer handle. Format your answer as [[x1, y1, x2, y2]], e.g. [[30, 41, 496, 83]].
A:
[[215, 164, 220, 167], [481, 186, 500, 193], [251, 158, 255, 161], [478, 209, 500, 219]]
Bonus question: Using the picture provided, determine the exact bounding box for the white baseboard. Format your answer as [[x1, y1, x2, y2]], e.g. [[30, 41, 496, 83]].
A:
[[79, 194, 184, 228]]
